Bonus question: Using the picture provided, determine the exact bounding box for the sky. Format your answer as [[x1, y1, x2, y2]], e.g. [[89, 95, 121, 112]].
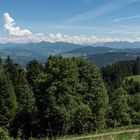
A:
[[0, 0, 140, 44]]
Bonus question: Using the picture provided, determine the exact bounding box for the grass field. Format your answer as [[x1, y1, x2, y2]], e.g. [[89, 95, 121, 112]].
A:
[[127, 75, 140, 83], [85, 132, 140, 140]]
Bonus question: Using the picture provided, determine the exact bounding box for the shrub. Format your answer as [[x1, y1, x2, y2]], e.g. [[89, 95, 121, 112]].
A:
[[0, 128, 12, 140]]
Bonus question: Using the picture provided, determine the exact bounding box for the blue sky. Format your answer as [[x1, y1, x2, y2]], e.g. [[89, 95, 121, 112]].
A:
[[0, 0, 140, 43]]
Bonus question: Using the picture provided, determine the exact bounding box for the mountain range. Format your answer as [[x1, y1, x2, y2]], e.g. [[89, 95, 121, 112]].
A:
[[1, 41, 140, 67]]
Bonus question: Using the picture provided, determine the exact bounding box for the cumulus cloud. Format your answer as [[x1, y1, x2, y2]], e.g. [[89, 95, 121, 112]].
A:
[[3, 13, 32, 37], [1, 12, 140, 44], [2, 12, 47, 43]]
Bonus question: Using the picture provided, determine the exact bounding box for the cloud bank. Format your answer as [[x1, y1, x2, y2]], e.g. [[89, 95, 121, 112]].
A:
[[1, 12, 140, 44]]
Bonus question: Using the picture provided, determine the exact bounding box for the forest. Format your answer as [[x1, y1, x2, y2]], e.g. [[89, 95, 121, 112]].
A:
[[0, 56, 140, 139]]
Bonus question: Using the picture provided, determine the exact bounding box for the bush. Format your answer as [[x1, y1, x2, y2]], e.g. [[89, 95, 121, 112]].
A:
[[132, 111, 140, 124], [0, 128, 12, 140]]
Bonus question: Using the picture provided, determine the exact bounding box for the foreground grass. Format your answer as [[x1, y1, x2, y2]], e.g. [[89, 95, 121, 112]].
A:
[[29, 125, 140, 140]]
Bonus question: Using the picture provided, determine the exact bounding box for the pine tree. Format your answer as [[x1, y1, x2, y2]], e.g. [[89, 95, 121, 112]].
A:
[[27, 59, 43, 87], [0, 69, 17, 127], [14, 69, 35, 113], [4, 56, 20, 85], [9, 69, 35, 139], [133, 58, 140, 75]]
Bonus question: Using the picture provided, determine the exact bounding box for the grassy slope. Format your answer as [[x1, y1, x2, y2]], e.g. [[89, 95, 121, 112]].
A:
[[127, 75, 140, 83]]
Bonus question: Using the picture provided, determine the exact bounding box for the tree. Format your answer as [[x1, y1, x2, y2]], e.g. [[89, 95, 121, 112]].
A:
[[0, 69, 17, 127], [71, 104, 92, 134], [15, 69, 35, 112], [35, 56, 82, 136], [130, 93, 140, 124], [109, 87, 130, 127], [133, 57, 140, 75], [10, 69, 35, 139], [26, 59, 43, 87], [75, 58, 108, 132], [4, 56, 20, 86]]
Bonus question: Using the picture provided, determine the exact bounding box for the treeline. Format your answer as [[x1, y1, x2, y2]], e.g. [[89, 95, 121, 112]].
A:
[[101, 58, 140, 89], [101, 58, 140, 127], [0, 56, 140, 139]]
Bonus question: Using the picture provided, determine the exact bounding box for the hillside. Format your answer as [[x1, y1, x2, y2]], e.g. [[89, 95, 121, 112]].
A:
[[127, 75, 140, 83], [87, 52, 140, 67], [65, 46, 118, 56]]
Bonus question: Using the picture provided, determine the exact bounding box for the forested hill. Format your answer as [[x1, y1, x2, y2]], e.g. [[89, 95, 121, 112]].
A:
[[87, 52, 140, 67], [0, 56, 140, 139], [64, 46, 118, 56], [101, 58, 140, 89]]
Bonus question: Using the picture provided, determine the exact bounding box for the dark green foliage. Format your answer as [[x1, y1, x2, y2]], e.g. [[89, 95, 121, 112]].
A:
[[75, 58, 108, 131], [14, 69, 35, 112], [108, 87, 130, 127], [3, 57, 35, 139], [0, 69, 17, 127], [33, 56, 108, 136], [133, 57, 140, 75], [0, 55, 140, 139], [27, 59, 44, 87], [4, 56, 21, 86], [71, 104, 92, 134], [35, 56, 85, 134], [101, 59, 140, 90], [123, 79, 140, 125], [0, 128, 12, 140], [87, 52, 139, 67], [9, 70, 35, 139]]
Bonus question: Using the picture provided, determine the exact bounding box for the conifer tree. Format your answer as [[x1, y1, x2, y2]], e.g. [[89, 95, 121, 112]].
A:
[[27, 59, 43, 87], [0, 69, 17, 127]]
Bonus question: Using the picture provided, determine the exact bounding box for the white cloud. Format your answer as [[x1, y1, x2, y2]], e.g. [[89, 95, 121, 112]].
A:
[[3, 12, 46, 43], [3, 13, 32, 37], [1, 12, 140, 44], [1, 31, 140, 44], [46, 33, 140, 44]]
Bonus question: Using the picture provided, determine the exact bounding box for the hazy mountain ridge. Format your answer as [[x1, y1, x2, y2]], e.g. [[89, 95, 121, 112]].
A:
[[93, 41, 140, 48], [1, 41, 140, 66]]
